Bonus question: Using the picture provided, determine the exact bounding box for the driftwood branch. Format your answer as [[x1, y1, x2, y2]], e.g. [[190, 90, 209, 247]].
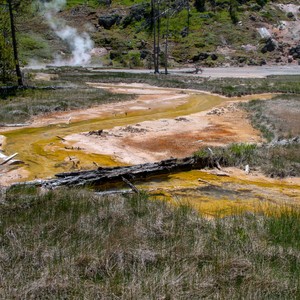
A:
[[121, 176, 139, 194], [0, 123, 30, 127], [0, 152, 22, 166], [13, 156, 213, 189]]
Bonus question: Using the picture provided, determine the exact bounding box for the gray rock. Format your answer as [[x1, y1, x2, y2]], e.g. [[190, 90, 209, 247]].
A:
[[269, 136, 300, 147]]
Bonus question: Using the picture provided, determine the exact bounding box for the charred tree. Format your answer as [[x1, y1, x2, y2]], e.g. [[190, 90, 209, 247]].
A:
[[7, 0, 23, 86]]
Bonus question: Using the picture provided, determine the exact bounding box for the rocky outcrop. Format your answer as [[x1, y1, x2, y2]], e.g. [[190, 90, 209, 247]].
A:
[[192, 52, 218, 62], [261, 38, 278, 53], [192, 52, 209, 62], [98, 14, 122, 29], [269, 136, 300, 147], [289, 44, 300, 59], [122, 3, 150, 28]]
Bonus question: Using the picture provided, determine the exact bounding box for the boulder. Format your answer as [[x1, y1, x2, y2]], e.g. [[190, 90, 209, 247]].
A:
[[287, 56, 293, 63], [192, 52, 209, 62], [210, 53, 218, 60], [140, 50, 151, 59], [98, 14, 122, 29], [261, 38, 278, 53], [259, 59, 267, 65], [289, 44, 300, 59]]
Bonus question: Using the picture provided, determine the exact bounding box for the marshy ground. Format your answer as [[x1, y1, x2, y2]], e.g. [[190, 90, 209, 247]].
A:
[[0, 69, 300, 298], [0, 69, 299, 216]]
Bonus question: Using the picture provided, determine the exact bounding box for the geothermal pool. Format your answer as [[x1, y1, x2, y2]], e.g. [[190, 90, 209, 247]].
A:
[[1, 84, 299, 216]]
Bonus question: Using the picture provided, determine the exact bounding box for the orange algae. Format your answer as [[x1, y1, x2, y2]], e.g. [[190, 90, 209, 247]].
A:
[[0, 92, 241, 181], [1, 86, 296, 216]]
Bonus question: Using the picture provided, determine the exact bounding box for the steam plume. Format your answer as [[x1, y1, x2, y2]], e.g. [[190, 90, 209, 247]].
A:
[[41, 0, 94, 66]]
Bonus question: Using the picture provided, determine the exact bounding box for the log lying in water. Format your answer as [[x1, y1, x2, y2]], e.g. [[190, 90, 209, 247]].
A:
[[0, 152, 23, 166], [20, 156, 213, 189]]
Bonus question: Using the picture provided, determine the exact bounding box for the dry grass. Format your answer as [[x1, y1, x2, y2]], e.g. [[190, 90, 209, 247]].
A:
[[1, 187, 300, 299], [195, 142, 300, 178], [1, 70, 300, 125], [242, 94, 300, 141], [0, 86, 134, 124]]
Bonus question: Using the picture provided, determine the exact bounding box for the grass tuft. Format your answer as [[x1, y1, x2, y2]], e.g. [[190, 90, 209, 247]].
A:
[[1, 188, 300, 298]]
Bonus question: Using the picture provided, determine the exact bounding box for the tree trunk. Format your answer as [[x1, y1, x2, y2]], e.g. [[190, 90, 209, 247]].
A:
[[14, 156, 214, 189], [156, 0, 160, 73], [164, 12, 170, 75], [8, 0, 23, 86], [151, 0, 159, 74], [186, 0, 190, 36]]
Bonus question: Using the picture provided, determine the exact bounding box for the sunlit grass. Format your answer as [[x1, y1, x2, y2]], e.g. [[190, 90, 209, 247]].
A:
[[1, 188, 300, 298]]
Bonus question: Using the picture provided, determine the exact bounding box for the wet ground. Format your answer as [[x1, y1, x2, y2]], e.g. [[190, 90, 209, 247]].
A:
[[0, 83, 299, 216]]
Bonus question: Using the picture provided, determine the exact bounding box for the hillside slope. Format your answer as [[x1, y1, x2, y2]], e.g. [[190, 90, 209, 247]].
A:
[[17, 0, 300, 68]]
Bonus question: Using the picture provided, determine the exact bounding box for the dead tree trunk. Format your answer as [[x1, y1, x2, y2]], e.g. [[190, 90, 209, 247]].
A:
[[15, 156, 214, 189], [8, 0, 23, 86]]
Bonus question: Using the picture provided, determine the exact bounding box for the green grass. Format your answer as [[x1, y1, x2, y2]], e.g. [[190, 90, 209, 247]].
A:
[[195, 143, 258, 167], [66, 0, 100, 8], [2, 0, 296, 69], [1, 188, 300, 298], [19, 33, 53, 63], [266, 206, 300, 249], [195, 142, 300, 178]]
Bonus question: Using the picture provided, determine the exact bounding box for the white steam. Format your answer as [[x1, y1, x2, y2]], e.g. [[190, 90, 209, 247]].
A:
[[42, 0, 94, 66]]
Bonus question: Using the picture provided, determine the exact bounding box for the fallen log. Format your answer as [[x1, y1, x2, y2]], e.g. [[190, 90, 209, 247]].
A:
[[0, 152, 23, 166], [0, 153, 18, 165], [0, 123, 30, 127], [13, 156, 213, 189]]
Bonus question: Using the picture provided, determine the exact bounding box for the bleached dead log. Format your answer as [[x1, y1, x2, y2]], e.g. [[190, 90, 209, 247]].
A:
[[0, 123, 30, 127], [0, 153, 18, 165], [245, 164, 250, 174], [0, 152, 22, 166]]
